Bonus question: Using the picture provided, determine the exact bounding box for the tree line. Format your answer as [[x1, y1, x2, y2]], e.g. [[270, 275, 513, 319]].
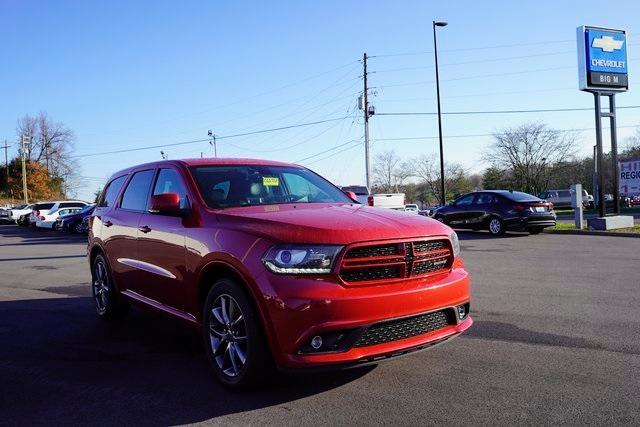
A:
[[1, 112, 79, 202], [372, 121, 640, 206]]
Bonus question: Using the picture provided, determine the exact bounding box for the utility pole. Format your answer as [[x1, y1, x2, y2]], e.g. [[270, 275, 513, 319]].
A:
[[433, 21, 448, 206], [362, 53, 371, 190], [208, 130, 217, 158], [2, 140, 8, 193], [21, 135, 29, 204]]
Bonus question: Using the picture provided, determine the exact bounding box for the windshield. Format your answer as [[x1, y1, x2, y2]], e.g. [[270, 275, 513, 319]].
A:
[[191, 165, 352, 208]]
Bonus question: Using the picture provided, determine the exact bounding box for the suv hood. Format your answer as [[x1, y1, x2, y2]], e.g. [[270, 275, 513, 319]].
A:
[[215, 203, 453, 245]]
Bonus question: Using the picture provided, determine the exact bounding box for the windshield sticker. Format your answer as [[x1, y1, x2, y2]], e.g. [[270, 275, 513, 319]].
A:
[[263, 177, 279, 187]]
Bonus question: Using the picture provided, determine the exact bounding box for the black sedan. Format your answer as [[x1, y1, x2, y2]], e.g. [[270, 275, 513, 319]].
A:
[[431, 190, 556, 236], [54, 204, 95, 233]]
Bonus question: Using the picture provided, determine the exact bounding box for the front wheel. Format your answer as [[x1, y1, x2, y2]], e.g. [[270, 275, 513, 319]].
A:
[[203, 279, 272, 389], [488, 217, 505, 236], [434, 215, 447, 224]]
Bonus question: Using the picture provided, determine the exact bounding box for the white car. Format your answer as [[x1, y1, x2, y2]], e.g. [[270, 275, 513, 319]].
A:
[[36, 207, 83, 229], [6, 204, 35, 223], [29, 201, 88, 227], [404, 204, 420, 213]]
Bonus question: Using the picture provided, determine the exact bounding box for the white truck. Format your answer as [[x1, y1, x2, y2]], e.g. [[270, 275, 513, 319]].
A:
[[366, 193, 406, 210]]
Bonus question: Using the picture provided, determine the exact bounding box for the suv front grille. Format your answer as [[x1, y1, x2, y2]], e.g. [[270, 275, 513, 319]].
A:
[[354, 309, 451, 347], [339, 239, 452, 283]]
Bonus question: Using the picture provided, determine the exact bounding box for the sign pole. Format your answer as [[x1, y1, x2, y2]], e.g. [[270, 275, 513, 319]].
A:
[[608, 94, 620, 215], [593, 93, 606, 218]]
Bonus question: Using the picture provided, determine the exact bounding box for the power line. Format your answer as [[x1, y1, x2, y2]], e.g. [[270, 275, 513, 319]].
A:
[[295, 138, 363, 163], [371, 38, 576, 58], [371, 124, 640, 142], [302, 140, 364, 166], [376, 105, 640, 117], [372, 50, 576, 73], [72, 115, 354, 159]]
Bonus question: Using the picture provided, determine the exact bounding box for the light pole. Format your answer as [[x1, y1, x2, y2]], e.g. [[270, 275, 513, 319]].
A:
[[433, 20, 447, 206]]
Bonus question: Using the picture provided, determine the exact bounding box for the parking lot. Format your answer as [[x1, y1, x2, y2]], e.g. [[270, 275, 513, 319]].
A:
[[1, 224, 639, 425]]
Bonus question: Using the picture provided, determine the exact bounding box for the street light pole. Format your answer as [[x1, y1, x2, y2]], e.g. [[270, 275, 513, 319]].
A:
[[433, 20, 448, 206]]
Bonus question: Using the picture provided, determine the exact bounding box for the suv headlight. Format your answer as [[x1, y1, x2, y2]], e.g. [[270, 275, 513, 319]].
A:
[[262, 245, 343, 274], [449, 232, 461, 258]]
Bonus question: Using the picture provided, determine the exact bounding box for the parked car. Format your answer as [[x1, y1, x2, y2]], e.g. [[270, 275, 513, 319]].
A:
[[432, 190, 556, 236], [340, 185, 369, 204], [89, 159, 472, 389], [17, 212, 31, 227], [6, 204, 33, 224], [37, 207, 83, 229], [404, 203, 420, 213], [366, 193, 405, 210], [630, 195, 640, 207], [538, 189, 590, 209], [28, 201, 88, 227], [0, 207, 10, 223], [55, 204, 96, 233]]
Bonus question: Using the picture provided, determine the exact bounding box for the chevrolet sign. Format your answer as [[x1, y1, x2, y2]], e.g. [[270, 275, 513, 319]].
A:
[[577, 26, 628, 92]]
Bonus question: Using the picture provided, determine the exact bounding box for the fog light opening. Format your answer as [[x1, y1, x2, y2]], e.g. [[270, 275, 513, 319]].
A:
[[457, 304, 468, 320], [310, 335, 323, 350]]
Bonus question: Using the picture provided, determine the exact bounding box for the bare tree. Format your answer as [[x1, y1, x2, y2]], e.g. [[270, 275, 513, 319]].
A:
[[16, 112, 79, 196], [372, 150, 410, 192], [411, 154, 473, 203], [483, 122, 577, 195]]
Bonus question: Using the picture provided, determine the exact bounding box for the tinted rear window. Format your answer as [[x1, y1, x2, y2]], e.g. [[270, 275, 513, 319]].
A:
[[120, 170, 155, 211], [35, 203, 54, 210], [502, 191, 540, 202], [558, 190, 571, 197]]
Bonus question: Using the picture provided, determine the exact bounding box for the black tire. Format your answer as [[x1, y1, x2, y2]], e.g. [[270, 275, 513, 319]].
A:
[[202, 278, 272, 389], [73, 221, 83, 234], [91, 253, 129, 321], [529, 227, 544, 235], [434, 214, 447, 224], [488, 216, 505, 236]]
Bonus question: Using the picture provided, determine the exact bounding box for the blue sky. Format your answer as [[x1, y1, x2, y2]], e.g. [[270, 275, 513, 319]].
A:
[[1, 0, 639, 200]]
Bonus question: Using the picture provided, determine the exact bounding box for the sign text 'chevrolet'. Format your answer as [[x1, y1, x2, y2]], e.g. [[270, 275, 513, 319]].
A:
[[577, 26, 628, 92]]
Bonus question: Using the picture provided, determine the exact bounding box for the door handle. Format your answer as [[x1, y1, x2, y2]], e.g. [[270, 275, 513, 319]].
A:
[[139, 225, 152, 234], [104, 220, 113, 227]]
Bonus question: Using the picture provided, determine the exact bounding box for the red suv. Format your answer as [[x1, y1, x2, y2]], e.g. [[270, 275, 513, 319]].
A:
[[89, 158, 472, 388]]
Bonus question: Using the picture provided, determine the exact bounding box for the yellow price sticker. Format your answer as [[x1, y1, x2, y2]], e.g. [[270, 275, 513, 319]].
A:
[[263, 177, 280, 187]]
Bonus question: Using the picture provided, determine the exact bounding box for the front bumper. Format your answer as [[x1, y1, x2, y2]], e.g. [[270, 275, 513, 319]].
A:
[[255, 260, 471, 369]]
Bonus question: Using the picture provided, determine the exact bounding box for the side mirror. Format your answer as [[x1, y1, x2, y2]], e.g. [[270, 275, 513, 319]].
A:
[[345, 191, 359, 203], [149, 193, 184, 216]]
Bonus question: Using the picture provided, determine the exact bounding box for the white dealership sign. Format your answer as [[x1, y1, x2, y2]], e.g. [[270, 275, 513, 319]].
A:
[[619, 159, 640, 196]]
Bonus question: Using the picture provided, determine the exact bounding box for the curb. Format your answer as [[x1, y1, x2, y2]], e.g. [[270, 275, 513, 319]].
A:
[[543, 229, 640, 238]]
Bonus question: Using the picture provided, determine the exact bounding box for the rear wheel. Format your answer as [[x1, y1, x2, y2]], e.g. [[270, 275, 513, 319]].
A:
[[529, 226, 544, 235], [488, 217, 505, 236], [92, 254, 129, 321], [202, 279, 272, 389]]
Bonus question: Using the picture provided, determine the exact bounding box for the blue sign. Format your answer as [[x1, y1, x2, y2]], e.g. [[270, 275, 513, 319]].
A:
[[586, 29, 627, 74], [577, 26, 628, 92]]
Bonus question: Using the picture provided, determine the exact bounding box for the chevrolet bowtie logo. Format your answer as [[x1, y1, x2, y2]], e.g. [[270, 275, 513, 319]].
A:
[[592, 35, 624, 52]]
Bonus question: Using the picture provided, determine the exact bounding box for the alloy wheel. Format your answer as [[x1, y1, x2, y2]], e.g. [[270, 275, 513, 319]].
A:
[[209, 294, 248, 378], [93, 259, 110, 313], [489, 218, 502, 235]]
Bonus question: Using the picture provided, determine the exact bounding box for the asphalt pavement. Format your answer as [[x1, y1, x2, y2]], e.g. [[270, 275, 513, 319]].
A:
[[1, 225, 639, 425]]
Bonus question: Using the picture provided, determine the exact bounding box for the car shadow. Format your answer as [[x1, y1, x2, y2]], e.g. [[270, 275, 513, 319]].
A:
[[0, 224, 87, 246], [0, 295, 374, 424], [455, 230, 531, 241]]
